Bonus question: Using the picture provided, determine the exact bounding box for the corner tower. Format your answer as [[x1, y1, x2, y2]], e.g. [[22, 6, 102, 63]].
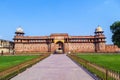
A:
[[13, 27, 25, 53], [94, 25, 106, 52]]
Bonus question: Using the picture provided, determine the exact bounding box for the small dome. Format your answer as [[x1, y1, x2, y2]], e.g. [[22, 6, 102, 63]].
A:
[[16, 27, 24, 33], [95, 25, 103, 32]]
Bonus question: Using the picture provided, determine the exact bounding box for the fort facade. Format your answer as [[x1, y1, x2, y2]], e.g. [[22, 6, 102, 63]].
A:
[[13, 26, 120, 53]]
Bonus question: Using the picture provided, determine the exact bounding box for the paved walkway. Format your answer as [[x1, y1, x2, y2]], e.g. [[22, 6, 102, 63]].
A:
[[11, 54, 94, 80]]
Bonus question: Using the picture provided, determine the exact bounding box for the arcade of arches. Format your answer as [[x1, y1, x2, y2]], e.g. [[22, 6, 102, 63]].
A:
[[13, 27, 120, 53]]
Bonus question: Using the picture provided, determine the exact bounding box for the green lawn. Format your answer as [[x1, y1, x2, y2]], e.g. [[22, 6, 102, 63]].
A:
[[0, 55, 38, 72], [77, 54, 120, 72]]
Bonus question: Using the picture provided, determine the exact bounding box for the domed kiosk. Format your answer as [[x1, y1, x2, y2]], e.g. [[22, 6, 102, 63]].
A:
[[95, 25, 103, 32], [95, 25, 104, 36], [15, 27, 24, 36]]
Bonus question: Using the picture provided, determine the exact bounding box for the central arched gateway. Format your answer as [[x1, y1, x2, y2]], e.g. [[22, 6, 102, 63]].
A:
[[55, 41, 64, 54]]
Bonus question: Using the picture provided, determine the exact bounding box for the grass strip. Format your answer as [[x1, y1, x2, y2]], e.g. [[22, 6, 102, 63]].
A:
[[68, 54, 114, 80], [0, 54, 49, 80]]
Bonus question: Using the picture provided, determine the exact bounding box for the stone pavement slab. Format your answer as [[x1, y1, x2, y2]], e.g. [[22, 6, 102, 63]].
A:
[[11, 54, 94, 80]]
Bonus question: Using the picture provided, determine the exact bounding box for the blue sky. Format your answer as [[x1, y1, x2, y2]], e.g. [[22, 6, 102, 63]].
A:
[[0, 0, 120, 44]]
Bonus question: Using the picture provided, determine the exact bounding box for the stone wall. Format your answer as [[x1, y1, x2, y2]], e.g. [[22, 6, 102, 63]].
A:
[[95, 43, 106, 52], [15, 42, 120, 53], [68, 43, 95, 52], [105, 45, 119, 53], [14, 43, 24, 52], [15, 43, 48, 53], [50, 43, 56, 52], [64, 43, 69, 53]]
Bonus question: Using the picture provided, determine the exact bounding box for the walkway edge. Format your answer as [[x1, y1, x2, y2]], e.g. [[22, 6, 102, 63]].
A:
[[67, 54, 100, 80]]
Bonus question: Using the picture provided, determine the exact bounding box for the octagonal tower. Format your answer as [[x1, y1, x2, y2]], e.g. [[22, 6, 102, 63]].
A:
[[94, 25, 106, 52]]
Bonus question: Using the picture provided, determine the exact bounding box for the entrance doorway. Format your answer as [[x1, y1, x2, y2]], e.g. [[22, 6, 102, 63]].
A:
[[55, 41, 64, 54]]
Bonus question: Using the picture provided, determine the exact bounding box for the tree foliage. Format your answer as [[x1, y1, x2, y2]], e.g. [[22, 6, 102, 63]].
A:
[[110, 21, 120, 47]]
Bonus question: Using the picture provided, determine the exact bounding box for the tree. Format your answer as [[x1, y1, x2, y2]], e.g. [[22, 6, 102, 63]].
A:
[[110, 21, 120, 47]]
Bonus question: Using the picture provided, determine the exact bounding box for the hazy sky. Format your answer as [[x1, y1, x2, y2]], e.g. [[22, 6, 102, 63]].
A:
[[0, 0, 120, 44]]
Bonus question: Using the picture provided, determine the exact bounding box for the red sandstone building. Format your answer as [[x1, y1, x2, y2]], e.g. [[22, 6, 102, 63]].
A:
[[13, 26, 120, 53]]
